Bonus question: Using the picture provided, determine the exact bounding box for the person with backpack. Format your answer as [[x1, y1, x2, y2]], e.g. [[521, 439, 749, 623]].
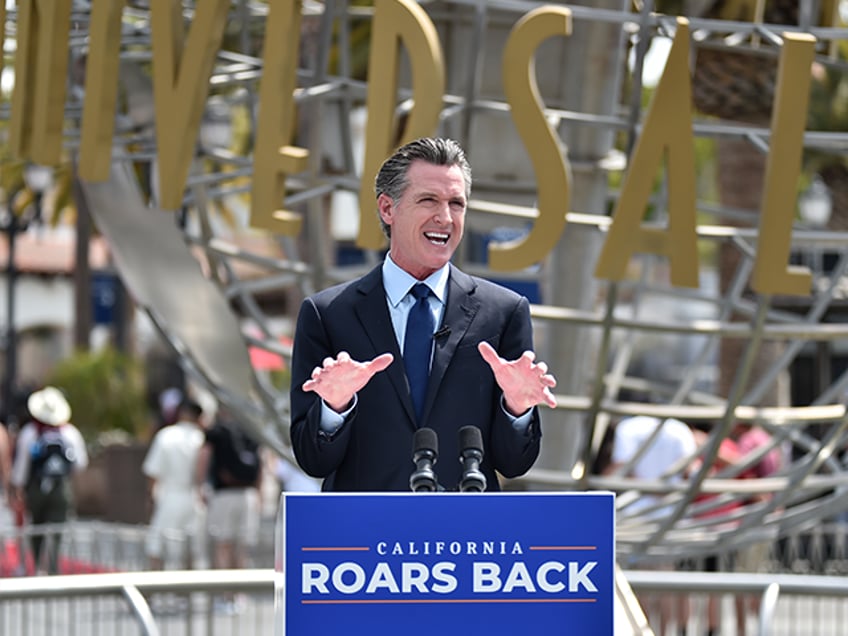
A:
[[195, 406, 261, 612], [9, 386, 88, 575]]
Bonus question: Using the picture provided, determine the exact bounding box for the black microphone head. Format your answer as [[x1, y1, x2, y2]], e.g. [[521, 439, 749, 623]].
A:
[[413, 427, 439, 459], [458, 425, 483, 454]]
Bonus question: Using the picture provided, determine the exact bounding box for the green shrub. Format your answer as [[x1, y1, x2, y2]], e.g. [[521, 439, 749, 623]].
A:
[[44, 347, 148, 443]]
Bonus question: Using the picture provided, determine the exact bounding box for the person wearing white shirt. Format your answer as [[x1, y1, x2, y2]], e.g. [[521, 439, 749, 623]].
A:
[[142, 398, 206, 569]]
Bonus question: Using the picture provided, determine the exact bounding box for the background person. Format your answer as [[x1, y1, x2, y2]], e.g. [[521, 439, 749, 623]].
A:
[[0, 423, 11, 526], [731, 421, 785, 636], [690, 427, 743, 636], [195, 406, 262, 612], [155, 387, 184, 432], [9, 386, 88, 575], [274, 455, 320, 494], [290, 137, 557, 492], [603, 414, 698, 636], [197, 408, 262, 569], [0, 422, 12, 576], [142, 398, 206, 570], [604, 414, 698, 518]]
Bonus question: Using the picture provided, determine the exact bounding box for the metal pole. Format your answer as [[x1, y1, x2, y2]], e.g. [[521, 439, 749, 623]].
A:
[[72, 175, 92, 350], [757, 582, 780, 636], [2, 209, 17, 425]]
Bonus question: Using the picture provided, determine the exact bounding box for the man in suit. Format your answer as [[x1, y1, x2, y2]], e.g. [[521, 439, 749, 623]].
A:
[[290, 137, 557, 491]]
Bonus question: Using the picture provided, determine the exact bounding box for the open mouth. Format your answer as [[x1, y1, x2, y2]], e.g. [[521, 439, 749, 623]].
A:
[[424, 231, 449, 245]]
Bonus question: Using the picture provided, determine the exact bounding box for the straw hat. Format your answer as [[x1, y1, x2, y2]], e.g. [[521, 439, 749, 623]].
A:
[[27, 386, 71, 426]]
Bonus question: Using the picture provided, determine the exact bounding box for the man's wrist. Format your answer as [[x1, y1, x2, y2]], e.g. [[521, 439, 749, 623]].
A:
[[327, 397, 354, 413], [501, 396, 533, 434], [503, 397, 531, 418], [319, 395, 357, 436]]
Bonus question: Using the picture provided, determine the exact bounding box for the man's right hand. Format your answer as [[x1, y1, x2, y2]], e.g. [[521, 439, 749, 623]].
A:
[[302, 351, 394, 412]]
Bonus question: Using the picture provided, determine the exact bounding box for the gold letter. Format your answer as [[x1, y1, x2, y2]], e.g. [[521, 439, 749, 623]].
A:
[[9, 0, 73, 165], [491, 6, 572, 272], [356, 0, 445, 250], [79, 0, 127, 182], [594, 18, 699, 288], [751, 33, 816, 296], [0, 2, 6, 82], [150, 0, 230, 210], [251, 0, 308, 234]]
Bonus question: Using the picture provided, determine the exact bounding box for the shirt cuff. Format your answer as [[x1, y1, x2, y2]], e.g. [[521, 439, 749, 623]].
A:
[[501, 396, 532, 434], [319, 395, 357, 436]]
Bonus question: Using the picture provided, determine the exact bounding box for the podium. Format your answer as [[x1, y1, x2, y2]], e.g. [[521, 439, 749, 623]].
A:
[[274, 492, 615, 636]]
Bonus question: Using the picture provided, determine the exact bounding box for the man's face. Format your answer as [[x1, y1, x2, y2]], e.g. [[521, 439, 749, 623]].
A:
[[378, 160, 467, 280]]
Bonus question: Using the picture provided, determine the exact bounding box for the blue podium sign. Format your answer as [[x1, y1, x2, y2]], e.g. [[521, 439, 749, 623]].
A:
[[277, 492, 614, 636]]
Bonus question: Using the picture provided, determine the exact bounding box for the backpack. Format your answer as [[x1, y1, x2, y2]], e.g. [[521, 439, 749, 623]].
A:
[[212, 424, 261, 487], [29, 425, 76, 482]]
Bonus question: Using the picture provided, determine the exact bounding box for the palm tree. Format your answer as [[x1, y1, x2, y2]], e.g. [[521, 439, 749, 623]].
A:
[[806, 53, 848, 232]]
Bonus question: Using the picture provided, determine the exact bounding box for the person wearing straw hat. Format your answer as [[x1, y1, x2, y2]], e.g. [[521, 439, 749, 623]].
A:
[[10, 386, 88, 575]]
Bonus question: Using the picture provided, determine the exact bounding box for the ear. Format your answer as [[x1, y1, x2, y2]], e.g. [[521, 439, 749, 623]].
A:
[[377, 193, 394, 227]]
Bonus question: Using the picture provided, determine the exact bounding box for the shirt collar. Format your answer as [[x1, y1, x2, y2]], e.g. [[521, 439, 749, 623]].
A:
[[383, 256, 449, 307]]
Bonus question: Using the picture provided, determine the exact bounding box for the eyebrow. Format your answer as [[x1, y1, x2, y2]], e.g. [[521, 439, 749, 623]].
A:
[[411, 188, 466, 206]]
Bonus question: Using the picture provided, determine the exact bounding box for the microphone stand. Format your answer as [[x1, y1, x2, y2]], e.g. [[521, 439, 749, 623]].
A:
[[410, 427, 440, 492], [458, 426, 486, 492]]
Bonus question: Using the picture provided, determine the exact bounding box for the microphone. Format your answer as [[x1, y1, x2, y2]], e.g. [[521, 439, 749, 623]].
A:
[[458, 426, 487, 493], [410, 427, 440, 492], [433, 325, 451, 339]]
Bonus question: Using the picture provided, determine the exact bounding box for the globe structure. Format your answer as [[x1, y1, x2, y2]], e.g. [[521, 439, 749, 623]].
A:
[[5, 0, 848, 567]]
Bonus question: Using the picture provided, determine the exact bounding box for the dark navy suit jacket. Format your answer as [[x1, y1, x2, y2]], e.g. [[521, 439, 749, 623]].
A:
[[289, 264, 542, 491]]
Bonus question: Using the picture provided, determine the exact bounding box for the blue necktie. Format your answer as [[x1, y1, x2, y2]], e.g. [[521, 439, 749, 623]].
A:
[[404, 283, 434, 421]]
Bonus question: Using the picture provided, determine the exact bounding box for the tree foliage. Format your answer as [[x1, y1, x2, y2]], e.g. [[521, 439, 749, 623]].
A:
[[45, 347, 148, 443]]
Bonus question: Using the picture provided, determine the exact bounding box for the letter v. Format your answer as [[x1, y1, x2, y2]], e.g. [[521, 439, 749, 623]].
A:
[[150, 0, 230, 210]]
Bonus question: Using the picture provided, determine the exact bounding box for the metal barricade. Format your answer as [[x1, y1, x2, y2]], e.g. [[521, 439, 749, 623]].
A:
[[0, 518, 278, 575], [625, 569, 848, 635], [0, 569, 276, 636], [2, 518, 848, 634]]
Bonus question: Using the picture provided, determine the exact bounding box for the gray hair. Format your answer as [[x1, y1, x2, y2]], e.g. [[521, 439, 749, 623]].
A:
[[374, 137, 472, 238]]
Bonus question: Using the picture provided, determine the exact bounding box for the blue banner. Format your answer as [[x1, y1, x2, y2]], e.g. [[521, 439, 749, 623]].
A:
[[278, 492, 615, 635]]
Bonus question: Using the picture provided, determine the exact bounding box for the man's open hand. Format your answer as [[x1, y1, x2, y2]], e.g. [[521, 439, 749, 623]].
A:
[[302, 351, 394, 412], [478, 341, 557, 416]]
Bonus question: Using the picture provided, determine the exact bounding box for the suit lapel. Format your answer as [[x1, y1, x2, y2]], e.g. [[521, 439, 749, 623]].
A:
[[422, 266, 479, 421], [353, 267, 417, 425]]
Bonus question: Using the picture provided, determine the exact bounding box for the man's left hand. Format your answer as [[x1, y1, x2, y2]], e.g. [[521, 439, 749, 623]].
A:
[[478, 341, 557, 416]]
